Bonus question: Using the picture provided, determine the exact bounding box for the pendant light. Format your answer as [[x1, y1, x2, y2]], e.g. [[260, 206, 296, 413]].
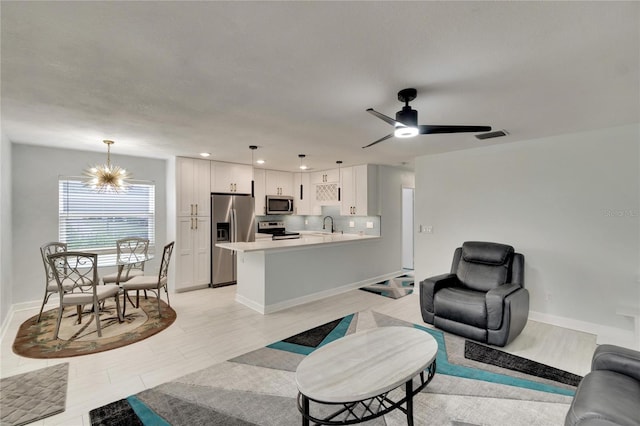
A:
[[249, 145, 258, 197], [298, 154, 306, 200], [336, 160, 342, 201], [84, 140, 131, 193]]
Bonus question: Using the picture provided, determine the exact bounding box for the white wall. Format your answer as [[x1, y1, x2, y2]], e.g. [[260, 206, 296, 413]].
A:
[[11, 144, 167, 305], [414, 124, 640, 338], [0, 133, 13, 326]]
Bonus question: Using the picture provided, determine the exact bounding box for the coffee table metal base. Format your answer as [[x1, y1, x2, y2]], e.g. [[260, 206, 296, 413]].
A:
[[297, 361, 436, 426]]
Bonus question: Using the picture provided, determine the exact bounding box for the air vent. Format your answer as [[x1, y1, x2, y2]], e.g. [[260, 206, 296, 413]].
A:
[[476, 130, 509, 140]]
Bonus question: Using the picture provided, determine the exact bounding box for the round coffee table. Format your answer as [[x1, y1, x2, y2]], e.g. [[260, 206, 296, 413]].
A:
[[295, 326, 438, 425]]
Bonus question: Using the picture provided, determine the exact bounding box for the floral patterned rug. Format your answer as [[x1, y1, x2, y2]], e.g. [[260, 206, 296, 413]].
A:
[[12, 296, 176, 358]]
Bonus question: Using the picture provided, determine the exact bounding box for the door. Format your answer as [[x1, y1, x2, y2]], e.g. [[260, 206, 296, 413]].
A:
[[212, 194, 234, 285], [233, 195, 256, 243]]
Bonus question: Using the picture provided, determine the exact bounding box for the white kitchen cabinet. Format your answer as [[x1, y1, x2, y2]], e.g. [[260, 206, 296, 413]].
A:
[[311, 168, 340, 206], [265, 170, 294, 196], [177, 157, 211, 217], [340, 164, 379, 216], [211, 161, 252, 194], [175, 211, 211, 291], [310, 168, 339, 184], [254, 169, 266, 216], [294, 172, 318, 215]]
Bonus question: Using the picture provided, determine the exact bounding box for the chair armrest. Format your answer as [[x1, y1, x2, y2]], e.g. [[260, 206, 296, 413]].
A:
[[419, 273, 458, 313], [486, 283, 522, 330], [591, 344, 640, 382]]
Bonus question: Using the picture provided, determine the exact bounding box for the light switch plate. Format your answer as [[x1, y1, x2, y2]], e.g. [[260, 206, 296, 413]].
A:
[[349, 221, 355, 228], [366, 221, 374, 229]]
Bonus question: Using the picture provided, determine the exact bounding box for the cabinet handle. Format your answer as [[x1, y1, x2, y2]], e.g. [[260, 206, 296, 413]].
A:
[[190, 218, 194, 230], [195, 218, 198, 230], [234, 183, 237, 192], [195, 204, 198, 216]]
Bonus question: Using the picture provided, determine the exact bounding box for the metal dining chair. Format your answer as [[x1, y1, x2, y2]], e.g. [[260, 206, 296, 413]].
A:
[[102, 237, 149, 284], [48, 251, 121, 339], [38, 242, 68, 322], [121, 241, 174, 318]]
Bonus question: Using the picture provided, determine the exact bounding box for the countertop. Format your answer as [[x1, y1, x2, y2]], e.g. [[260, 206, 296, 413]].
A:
[[217, 231, 380, 253]]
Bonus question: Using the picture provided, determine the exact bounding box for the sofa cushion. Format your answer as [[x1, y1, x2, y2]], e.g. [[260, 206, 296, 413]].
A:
[[565, 370, 640, 426], [461, 241, 514, 265], [434, 287, 487, 329]]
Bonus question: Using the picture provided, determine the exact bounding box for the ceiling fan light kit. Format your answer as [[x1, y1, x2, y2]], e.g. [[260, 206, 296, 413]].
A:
[[394, 126, 419, 138], [364, 88, 492, 148]]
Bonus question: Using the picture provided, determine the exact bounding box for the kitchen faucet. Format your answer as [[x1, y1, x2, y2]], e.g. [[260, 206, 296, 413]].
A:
[[322, 216, 334, 233]]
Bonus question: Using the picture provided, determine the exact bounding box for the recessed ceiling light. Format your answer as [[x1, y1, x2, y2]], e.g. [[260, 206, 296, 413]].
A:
[[256, 159, 265, 164], [199, 152, 211, 157], [299, 165, 308, 170]]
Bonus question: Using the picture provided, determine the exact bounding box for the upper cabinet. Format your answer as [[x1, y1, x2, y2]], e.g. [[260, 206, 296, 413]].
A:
[[177, 157, 211, 217], [340, 164, 379, 216], [253, 169, 266, 216], [311, 168, 340, 206], [294, 172, 319, 215], [310, 169, 339, 184], [211, 161, 252, 194], [265, 170, 294, 196]]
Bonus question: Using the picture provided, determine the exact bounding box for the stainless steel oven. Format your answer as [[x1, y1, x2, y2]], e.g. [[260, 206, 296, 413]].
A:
[[265, 195, 294, 215]]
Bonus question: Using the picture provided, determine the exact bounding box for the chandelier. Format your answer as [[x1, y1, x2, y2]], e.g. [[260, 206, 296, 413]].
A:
[[84, 140, 131, 193]]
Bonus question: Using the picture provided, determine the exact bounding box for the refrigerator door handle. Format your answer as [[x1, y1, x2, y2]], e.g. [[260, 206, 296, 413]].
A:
[[231, 208, 237, 243]]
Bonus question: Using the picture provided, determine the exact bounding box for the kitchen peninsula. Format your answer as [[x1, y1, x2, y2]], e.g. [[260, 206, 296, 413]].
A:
[[217, 233, 399, 314]]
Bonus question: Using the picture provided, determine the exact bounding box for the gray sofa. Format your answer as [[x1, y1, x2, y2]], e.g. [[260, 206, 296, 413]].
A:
[[566, 344, 640, 426]]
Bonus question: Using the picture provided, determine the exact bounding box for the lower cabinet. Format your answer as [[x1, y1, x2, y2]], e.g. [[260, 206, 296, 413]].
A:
[[175, 216, 210, 291]]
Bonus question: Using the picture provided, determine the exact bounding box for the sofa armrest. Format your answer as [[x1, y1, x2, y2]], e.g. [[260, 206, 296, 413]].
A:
[[419, 273, 458, 314], [486, 283, 522, 330], [592, 344, 640, 382]]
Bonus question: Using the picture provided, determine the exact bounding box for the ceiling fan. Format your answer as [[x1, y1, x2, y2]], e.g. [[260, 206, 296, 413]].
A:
[[363, 88, 492, 148]]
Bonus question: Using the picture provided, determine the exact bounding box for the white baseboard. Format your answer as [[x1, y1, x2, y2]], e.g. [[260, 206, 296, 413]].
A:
[[529, 310, 638, 350], [236, 270, 403, 315], [0, 298, 59, 344], [235, 293, 266, 314]]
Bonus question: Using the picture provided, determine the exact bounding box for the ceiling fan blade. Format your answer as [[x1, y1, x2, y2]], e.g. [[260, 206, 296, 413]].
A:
[[362, 133, 394, 149], [419, 125, 492, 134], [366, 108, 402, 127]]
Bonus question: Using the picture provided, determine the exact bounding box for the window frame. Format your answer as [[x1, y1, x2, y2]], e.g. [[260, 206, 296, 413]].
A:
[[58, 176, 156, 266]]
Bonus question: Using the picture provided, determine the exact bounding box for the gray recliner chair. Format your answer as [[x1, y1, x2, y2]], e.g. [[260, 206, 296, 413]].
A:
[[419, 241, 529, 347], [565, 344, 640, 426]]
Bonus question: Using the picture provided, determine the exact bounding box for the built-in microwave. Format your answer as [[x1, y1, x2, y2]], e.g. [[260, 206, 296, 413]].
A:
[[265, 195, 294, 215]]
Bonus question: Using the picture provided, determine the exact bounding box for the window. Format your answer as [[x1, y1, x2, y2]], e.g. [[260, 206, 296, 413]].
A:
[[59, 178, 155, 265]]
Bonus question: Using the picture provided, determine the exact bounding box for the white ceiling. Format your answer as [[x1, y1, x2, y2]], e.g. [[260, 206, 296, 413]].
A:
[[2, 1, 638, 172]]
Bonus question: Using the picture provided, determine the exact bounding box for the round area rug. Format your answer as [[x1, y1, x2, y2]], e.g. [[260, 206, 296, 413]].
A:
[[13, 296, 176, 358]]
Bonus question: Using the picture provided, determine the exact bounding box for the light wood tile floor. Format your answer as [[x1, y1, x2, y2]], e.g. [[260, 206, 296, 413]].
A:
[[1, 286, 597, 425]]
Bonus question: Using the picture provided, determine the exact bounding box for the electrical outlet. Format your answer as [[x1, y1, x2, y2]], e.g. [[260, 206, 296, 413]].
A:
[[366, 221, 374, 229], [304, 219, 308, 225], [425, 225, 433, 234], [349, 221, 355, 228], [545, 292, 552, 302]]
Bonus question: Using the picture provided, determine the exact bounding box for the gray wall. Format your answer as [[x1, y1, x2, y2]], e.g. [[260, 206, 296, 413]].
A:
[[11, 144, 167, 305], [0, 133, 12, 326], [414, 124, 640, 333]]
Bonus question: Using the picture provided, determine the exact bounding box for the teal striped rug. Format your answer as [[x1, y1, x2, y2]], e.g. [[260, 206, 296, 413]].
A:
[[90, 310, 580, 425]]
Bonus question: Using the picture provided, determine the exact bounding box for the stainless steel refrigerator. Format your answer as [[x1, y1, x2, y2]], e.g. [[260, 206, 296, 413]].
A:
[[211, 194, 255, 287]]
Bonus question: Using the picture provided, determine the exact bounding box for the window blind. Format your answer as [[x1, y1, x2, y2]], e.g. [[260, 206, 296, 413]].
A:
[[58, 178, 155, 261]]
